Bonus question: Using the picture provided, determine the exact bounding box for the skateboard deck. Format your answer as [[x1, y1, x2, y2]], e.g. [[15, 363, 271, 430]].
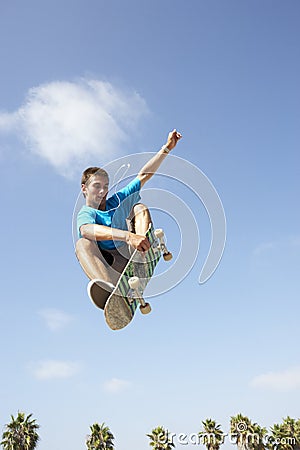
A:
[[104, 225, 162, 330]]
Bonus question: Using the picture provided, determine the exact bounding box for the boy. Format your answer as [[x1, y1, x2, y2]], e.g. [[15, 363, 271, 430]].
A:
[[76, 129, 182, 306]]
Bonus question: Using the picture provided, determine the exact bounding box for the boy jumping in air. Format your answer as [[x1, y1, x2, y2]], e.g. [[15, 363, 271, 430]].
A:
[[76, 129, 182, 307]]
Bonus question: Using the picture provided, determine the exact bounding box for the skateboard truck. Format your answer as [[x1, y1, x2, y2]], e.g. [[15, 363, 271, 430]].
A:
[[154, 228, 173, 261], [128, 276, 152, 314]]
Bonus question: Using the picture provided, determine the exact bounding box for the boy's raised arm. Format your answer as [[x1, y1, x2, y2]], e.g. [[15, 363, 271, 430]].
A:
[[137, 129, 182, 187]]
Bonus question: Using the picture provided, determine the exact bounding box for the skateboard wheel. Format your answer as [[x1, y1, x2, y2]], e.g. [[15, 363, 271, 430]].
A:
[[140, 302, 151, 314], [154, 228, 164, 239], [163, 252, 173, 261], [128, 276, 140, 290]]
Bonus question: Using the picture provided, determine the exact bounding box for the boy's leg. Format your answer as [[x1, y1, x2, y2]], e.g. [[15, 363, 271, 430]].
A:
[[75, 238, 122, 286], [129, 203, 152, 235], [76, 203, 151, 284]]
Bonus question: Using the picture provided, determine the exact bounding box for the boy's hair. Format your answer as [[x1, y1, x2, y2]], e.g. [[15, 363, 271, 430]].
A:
[[81, 167, 109, 186]]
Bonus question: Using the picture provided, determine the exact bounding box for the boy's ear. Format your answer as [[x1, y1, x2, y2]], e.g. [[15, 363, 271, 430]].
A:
[[81, 183, 87, 196]]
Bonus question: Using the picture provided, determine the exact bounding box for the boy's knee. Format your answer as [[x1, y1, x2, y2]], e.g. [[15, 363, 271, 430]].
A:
[[76, 237, 96, 256], [132, 203, 151, 218], [76, 237, 87, 253]]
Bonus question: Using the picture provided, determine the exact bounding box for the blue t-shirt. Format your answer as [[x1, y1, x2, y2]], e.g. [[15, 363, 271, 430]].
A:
[[77, 177, 141, 250]]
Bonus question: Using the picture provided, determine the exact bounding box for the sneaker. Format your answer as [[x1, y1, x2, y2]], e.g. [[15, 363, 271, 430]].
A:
[[87, 279, 115, 310]]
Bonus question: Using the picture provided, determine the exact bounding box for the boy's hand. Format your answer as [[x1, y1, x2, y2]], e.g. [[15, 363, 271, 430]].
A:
[[165, 129, 182, 151], [127, 233, 150, 252]]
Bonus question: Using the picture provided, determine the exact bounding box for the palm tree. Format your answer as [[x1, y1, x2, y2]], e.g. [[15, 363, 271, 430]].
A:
[[1, 411, 40, 450], [230, 414, 255, 450], [250, 423, 268, 450], [199, 418, 225, 450], [147, 426, 175, 449], [86, 422, 114, 450], [269, 417, 300, 450]]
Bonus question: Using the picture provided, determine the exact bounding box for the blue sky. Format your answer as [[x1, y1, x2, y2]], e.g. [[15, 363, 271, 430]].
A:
[[0, 0, 300, 449]]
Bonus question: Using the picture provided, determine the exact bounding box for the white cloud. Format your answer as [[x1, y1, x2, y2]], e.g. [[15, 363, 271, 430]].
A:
[[253, 241, 276, 256], [253, 236, 300, 256], [250, 366, 300, 391], [0, 111, 19, 131], [103, 377, 131, 393], [31, 360, 80, 380], [0, 78, 148, 177], [38, 308, 74, 331]]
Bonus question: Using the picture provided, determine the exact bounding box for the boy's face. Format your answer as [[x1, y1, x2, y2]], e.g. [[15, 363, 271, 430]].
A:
[[82, 174, 109, 209]]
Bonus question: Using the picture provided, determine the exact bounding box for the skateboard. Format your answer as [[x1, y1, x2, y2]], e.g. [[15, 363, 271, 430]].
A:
[[102, 224, 172, 330]]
